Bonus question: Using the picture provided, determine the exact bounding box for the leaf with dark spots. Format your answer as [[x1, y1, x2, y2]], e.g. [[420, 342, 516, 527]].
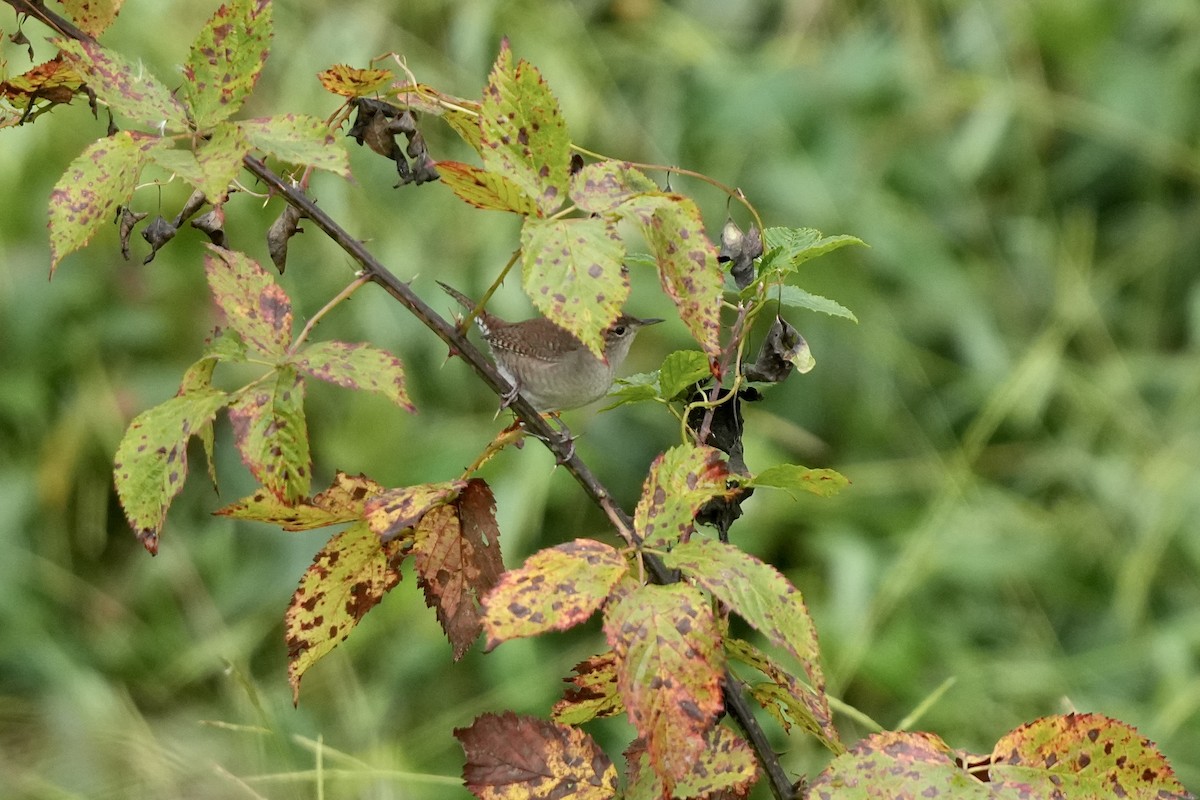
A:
[[411, 480, 505, 659], [437, 160, 536, 214], [478, 40, 571, 216], [552, 651, 624, 725], [227, 367, 310, 501], [285, 520, 406, 705], [113, 388, 228, 554], [203, 246, 293, 357], [48, 131, 158, 273], [55, 38, 189, 131], [182, 0, 272, 129], [215, 471, 384, 531], [456, 711, 617, 800], [662, 537, 830, 731], [317, 65, 393, 98], [115, 206, 148, 261], [633, 444, 735, 549], [363, 481, 464, 544], [482, 539, 628, 650], [293, 340, 414, 411], [603, 583, 723, 790]]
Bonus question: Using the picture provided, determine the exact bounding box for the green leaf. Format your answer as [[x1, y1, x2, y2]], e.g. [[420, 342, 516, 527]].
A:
[[604, 350, 709, 409], [662, 538, 828, 703], [482, 539, 629, 649], [203, 246, 292, 358], [286, 521, 405, 704], [113, 388, 228, 554], [603, 583, 723, 789], [183, 0, 272, 128], [520, 216, 629, 357], [658, 350, 711, 400], [150, 121, 249, 201], [292, 340, 414, 412], [48, 131, 157, 272], [569, 160, 660, 214], [604, 371, 660, 409], [751, 464, 850, 498], [227, 366, 310, 501], [626, 195, 723, 358], [479, 40, 570, 216], [771, 284, 858, 322], [633, 444, 733, 549], [238, 115, 350, 176], [436, 160, 538, 214], [759, 226, 866, 276], [56, 39, 189, 131]]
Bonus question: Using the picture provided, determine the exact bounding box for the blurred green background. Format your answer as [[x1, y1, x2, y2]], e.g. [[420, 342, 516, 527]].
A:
[[3, 0, 1199, 796]]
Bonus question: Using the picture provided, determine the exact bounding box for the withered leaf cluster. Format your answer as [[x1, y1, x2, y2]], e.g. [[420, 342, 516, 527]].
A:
[[347, 98, 439, 186], [116, 189, 227, 265]]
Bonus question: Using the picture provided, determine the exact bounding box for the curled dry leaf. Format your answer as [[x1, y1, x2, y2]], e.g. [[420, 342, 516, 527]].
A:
[[267, 203, 305, 273], [141, 215, 178, 264], [115, 206, 148, 261]]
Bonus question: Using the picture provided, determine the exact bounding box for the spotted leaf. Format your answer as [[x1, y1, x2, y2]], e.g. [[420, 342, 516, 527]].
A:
[[56, 39, 189, 131], [437, 160, 538, 215], [48, 131, 157, 272], [113, 388, 228, 555], [412, 479, 505, 660], [478, 40, 570, 216], [603, 583, 723, 790], [520, 216, 627, 358], [552, 651, 623, 725], [227, 366, 310, 501], [633, 444, 733, 549], [624, 725, 758, 800], [364, 480, 464, 543], [285, 521, 406, 705], [58, 0, 124, 37], [482, 539, 628, 650], [183, 0, 272, 128], [215, 470, 384, 531], [317, 64, 393, 98], [456, 712, 617, 800], [623, 194, 722, 358], [293, 340, 414, 412], [238, 115, 350, 176], [203, 246, 292, 358], [989, 713, 1192, 797], [662, 537, 828, 721]]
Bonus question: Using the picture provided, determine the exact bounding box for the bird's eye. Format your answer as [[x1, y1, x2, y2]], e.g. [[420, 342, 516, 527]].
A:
[[612, 324, 628, 336]]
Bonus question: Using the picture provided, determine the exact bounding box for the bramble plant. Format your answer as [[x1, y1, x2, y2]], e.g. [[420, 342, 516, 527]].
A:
[[3, 1, 1194, 798]]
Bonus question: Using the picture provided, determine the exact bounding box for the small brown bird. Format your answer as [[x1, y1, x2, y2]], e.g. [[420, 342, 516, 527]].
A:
[[438, 281, 661, 413]]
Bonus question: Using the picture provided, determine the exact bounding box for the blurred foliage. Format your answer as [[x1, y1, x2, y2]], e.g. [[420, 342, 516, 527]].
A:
[[2, 0, 1199, 796]]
